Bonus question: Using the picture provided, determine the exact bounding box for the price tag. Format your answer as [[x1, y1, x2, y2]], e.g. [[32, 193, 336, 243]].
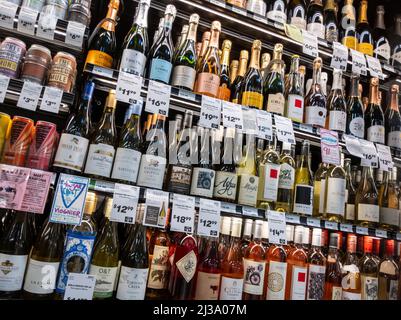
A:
[[209, 0, 226, 8], [253, 14, 267, 24], [143, 189, 170, 229], [375, 229, 387, 238], [302, 30, 319, 58], [242, 107, 257, 135], [178, 89, 196, 101], [199, 95, 221, 129], [36, 13, 57, 40], [232, 6, 247, 16], [324, 221, 338, 230], [359, 139, 378, 168], [145, 80, 171, 116], [382, 64, 395, 74], [366, 55, 384, 79], [256, 110, 273, 141], [92, 65, 114, 78], [306, 217, 321, 228], [242, 206, 259, 217], [197, 198, 221, 238], [340, 224, 353, 233], [17, 81, 42, 111], [64, 273, 96, 300], [17, 7, 38, 35], [298, 123, 314, 134], [285, 214, 301, 224], [0, 1, 17, 29], [274, 115, 296, 144], [350, 49, 367, 76], [116, 71, 142, 104], [331, 42, 349, 71], [376, 144, 393, 172], [343, 134, 362, 158], [91, 179, 115, 193], [356, 226, 369, 235], [65, 21, 86, 48], [0, 75, 10, 103], [170, 194, 195, 233], [320, 129, 340, 165], [268, 210, 287, 245], [222, 101, 244, 131], [220, 202, 237, 214], [110, 183, 139, 224], [39, 86, 63, 113], [284, 23, 303, 43]]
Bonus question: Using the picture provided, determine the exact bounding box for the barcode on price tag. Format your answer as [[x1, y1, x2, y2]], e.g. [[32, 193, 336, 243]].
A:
[[222, 101, 244, 131], [197, 198, 221, 238], [116, 71, 142, 104], [0, 75, 10, 103], [17, 81, 42, 111], [110, 183, 139, 224], [0, 1, 18, 29], [268, 210, 287, 245], [143, 189, 169, 229], [36, 13, 57, 40], [359, 139, 378, 167], [366, 55, 384, 79], [331, 42, 349, 71], [242, 107, 257, 134], [302, 30, 319, 58], [170, 194, 195, 233], [274, 115, 296, 144], [17, 7, 38, 35], [350, 49, 367, 76], [145, 80, 171, 115], [320, 129, 340, 165], [39, 86, 63, 113], [199, 95, 221, 129], [256, 110, 273, 140], [65, 21, 86, 48], [343, 134, 362, 158]]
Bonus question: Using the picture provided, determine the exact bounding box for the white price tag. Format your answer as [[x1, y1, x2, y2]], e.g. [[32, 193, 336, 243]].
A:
[[375, 229, 387, 238], [199, 95, 221, 129], [93, 180, 115, 193], [253, 14, 267, 24], [331, 42, 349, 71], [340, 224, 353, 233], [110, 183, 139, 224], [320, 129, 340, 165], [17, 7, 38, 35], [39, 86, 63, 113], [359, 139, 378, 168], [350, 49, 367, 76], [64, 273, 96, 300], [285, 214, 301, 224], [143, 189, 169, 229], [356, 226, 369, 235], [324, 221, 338, 230], [209, 0, 226, 8], [36, 13, 57, 40], [242, 107, 257, 135], [306, 217, 321, 227], [366, 55, 384, 79], [256, 110, 273, 141], [170, 194, 195, 233], [178, 89, 196, 101], [116, 71, 142, 104], [17, 81, 42, 111], [302, 31, 319, 58], [222, 101, 244, 131], [92, 65, 114, 78], [197, 198, 221, 238], [268, 210, 287, 245], [0, 75, 10, 103], [145, 80, 171, 116], [376, 144, 393, 171], [242, 206, 259, 217], [65, 21, 86, 48], [0, 1, 17, 29], [344, 134, 362, 158], [299, 123, 314, 134], [232, 6, 247, 16], [274, 115, 296, 144], [220, 202, 237, 214]]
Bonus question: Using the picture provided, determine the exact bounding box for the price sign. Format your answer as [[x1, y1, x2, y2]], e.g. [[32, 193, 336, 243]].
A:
[[65, 21, 86, 48], [256, 110, 273, 141], [306, 217, 321, 228], [143, 189, 169, 229], [231, 6, 247, 16], [284, 23, 303, 43], [331, 42, 349, 71], [116, 71, 142, 104], [356, 226, 369, 235], [0, 75, 10, 103], [366, 55, 384, 79], [64, 273, 96, 301], [324, 221, 338, 230], [110, 183, 139, 224], [17, 7, 38, 35], [17, 81, 42, 111], [242, 206, 259, 217], [350, 49, 367, 76], [170, 194, 195, 233], [274, 115, 296, 144], [375, 229, 387, 238], [242, 107, 257, 135], [197, 198, 221, 238], [340, 224, 353, 233], [145, 80, 171, 116], [343, 134, 362, 158], [222, 101, 244, 131], [302, 31, 319, 58], [0, 1, 17, 29], [268, 210, 287, 245], [359, 139, 378, 168], [320, 129, 340, 165], [36, 13, 57, 40], [376, 144, 393, 172], [199, 95, 221, 129], [39, 86, 63, 113]]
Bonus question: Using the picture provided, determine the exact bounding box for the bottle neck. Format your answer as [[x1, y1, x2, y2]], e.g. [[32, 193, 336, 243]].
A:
[[101, 2, 118, 31], [163, 14, 174, 35], [237, 57, 248, 77], [332, 72, 343, 91], [395, 19, 401, 36], [249, 47, 261, 70], [324, 0, 335, 11], [220, 47, 231, 67], [199, 37, 210, 59], [312, 65, 322, 87], [209, 29, 220, 49], [134, 2, 149, 28], [390, 91, 399, 112], [187, 21, 198, 42], [369, 83, 379, 105], [349, 77, 359, 98], [99, 106, 115, 130], [375, 11, 385, 30], [358, 1, 368, 24]]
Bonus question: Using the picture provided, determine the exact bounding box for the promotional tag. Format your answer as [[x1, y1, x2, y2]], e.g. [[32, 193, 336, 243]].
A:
[[143, 189, 169, 229], [0, 164, 30, 210], [20, 169, 52, 214], [274, 115, 296, 144], [170, 194, 196, 233], [145, 80, 171, 116], [197, 198, 221, 238], [116, 71, 142, 104], [199, 95, 221, 129], [268, 210, 287, 245], [110, 183, 140, 224], [39, 86, 63, 114], [320, 129, 340, 165], [17, 81, 42, 111]]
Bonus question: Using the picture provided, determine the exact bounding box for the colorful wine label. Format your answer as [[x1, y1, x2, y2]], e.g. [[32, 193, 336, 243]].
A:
[[358, 43, 374, 56], [168, 165, 192, 194], [243, 259, 265, 296], [213, 171, 238, 201], [85, 50, 113, 69], [266, 261, 287, 300], [306, 264, 326, 300], [147, 245, 170, 290], [217, 85, 231, 102], [53, 133, 89, 172], [241, 91, 263, 109], [89, 264, 119, 299], [343, 36, 357, 50], [194, 73, 220, 97], [149, 59, 172, 84], [286, 94, 304, 123], [190, 167, 215, 198], [290, 266, 307, 300]]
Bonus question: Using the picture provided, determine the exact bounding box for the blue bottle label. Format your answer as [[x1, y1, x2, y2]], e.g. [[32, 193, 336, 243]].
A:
[[149, 58, 172, 84]]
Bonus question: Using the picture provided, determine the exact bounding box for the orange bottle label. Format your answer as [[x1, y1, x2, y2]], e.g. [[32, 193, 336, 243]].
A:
[[343, 37, 357, 50], [241, 91, 263, 109], [217, 85, 231, 101], [358, 43, 373, 56], [195, 73, 220, 98], [85, 50, 113, 69]]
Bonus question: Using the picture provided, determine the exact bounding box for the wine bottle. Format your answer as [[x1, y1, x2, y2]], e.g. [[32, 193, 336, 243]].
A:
[[229, 60, 239, 85], [85, 0, 119, 69], [306, 0, 325, 39], [323, 232, 343, 300], [231, 50, 249, 103], [306, 228, 326, 300], [341, 0, 357, 50], [360, 236, 379, 300], [266, 0, 287, 26], [365, 78, 385, 144], [287, 0, 306, 30], [386, 85, 401, 157], [261, 221, 270, 250], [246, 0, 267, 16], [119, 0, 150, 76], [196, 31, 211, 71], [341, 234, 362, 300], [391, 15, 401, 70], [152, 17, 164, 49], [265, 235, 287, 300], [218, 216, 232, 263], [356, 0, 374, 56], [174, 24, 189, 59], [324, 0, 338, 43], [326, 69, 347, 132], [313, 162, 329, 218], [378, 240, 399, 300], [216, 40, 232, 101], [379, 168, 400, 231], [171, 14, 200, 91], [373, 6, 391, 63], [344, 158, 356, 223], [276, 143, 296, 213], [346, 75, 365, 139], [260, 53, 271, 80], [285, 55, 304, 123]]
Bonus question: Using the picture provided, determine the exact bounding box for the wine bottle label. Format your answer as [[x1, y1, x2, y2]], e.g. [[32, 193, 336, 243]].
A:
[[149, 58, 173, 84], [358, 43, 374, 56], [171, 65, 196, 90], [307, 22, 325, 39], [237, 174, 258, 207], [175, 250, 197, 283], [85, 50, 113, 69], [305, 105, 327, 127], [23, 259, 60, 295], [241, 91, 263, 109], [243, 259, 266, 295], [168, 165, 192, 194], [346, 203, 355, 221], [267, 9, 286, 25], [348, 117, 365, 139], [260, 163, 280, 202], [374, 42, 391, 61], [293, 185, 313, 215], [111, 148, 141, 183], [120, 49, 146, 76], [53, 133, 89, 172], [331, 286, 343, 300], [290, 266, 307, 300], [246, 0, 266, 16], [89, 264, 118, 299], [290, 17, 306, 30], [388, 280, 399, 300], [306, 264, 326, 300], [278, 163, 295, 190], [84, 143, 115, 178], [136, 154, 167, 190], [194, 271, 221, 300], [367, 125, 385, 144], [267, 93, 285, 115], [147, 245, 170, 290], [116, 267, 149, 300], [391, 51, 401, 64], [357, 204, 379, 223], [343, 36, 357, 50], [326, 178, 346, 215], [195, 73, 220, 97], [219, 276, 244, 300], [380, 207, 400, 227], [0, 254, 28, 291], [329, 110, 346, 132], [266, 261, 287, 300], [287, 94, 304, 123], [387, 131, 401, 149], [213, 171, 238, 201], [190, 167, 215, 198], [217, 85, 231, 102], [325, 23, 339, 43], [361, 275, 378, 300], [342, 291, 361, 300]]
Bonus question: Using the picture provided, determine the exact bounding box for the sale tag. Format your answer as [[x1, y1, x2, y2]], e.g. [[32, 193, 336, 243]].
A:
[[285, 214, 301, 224], [17, 6, 38, 35], [302, 30, 319, 58], [20, 169, 52, 214], [143, 189, 169, 229], [306, 217, 321, 228], [343, 134, 362, 158], [268, 210, 287, 245], [64, 273, 96, 301], [320, 129, 340, 165], [0, 164, 30, 210], [359, 139, 378, 167], [116, 71, 142, 104], [376, 144, 393, 171], [197, 198, 221, 238], [242, 107, 257, 135], [145, 80, 171, 116], [222, 101, 244, 131], [274, 115, 296, 144], [324, 221, 338, 230], [242, 206, 259, 218], [331, 42, 349, 71], [39, 86, 63, 113], [340, 224, 353, 233], [17, 81, 42, 111], [0, 75, 10, 103], [256, 110, 273, 140], [199, 95, 221, 129], [0, 1, 17, 29], [65, 21, 86, 48], [110, 183, 139, 224], [375, 229, 387, 238], [350, 49, 367, 76], [170, 194, 195, 233], [284, 23, 303, 43], [36, 13, 57, 40], [356, 226, 369, 235], [366, 55, 384, 80]]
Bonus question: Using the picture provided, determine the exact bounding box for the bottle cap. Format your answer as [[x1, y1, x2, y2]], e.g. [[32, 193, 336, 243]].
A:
[[220, 216, 232, 236], [231, 217, 242, 238], [346, 234, 357, 253], [253, 220, 263, 239], [252, 39, 262, 50], [141, 0, 151, 6], [211, 20, 221, 32], [286, 225, 294, 242], [376, 5, 385, 14], [243, 219, 253, 237], [274, 43, 283, 53], [302, 227, 311, 245], [240, 50, 249, 61], [106, 89, 117, 109], [222, 39, 232, 50], [313, 57, 322, 69], [104, 197, 113, 218], [84, 192, 97, 215], [189, 13, 200, 24], [261, 220, 269, 240], [391, 84, 400, 94], [165, 4, 177, 18]]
